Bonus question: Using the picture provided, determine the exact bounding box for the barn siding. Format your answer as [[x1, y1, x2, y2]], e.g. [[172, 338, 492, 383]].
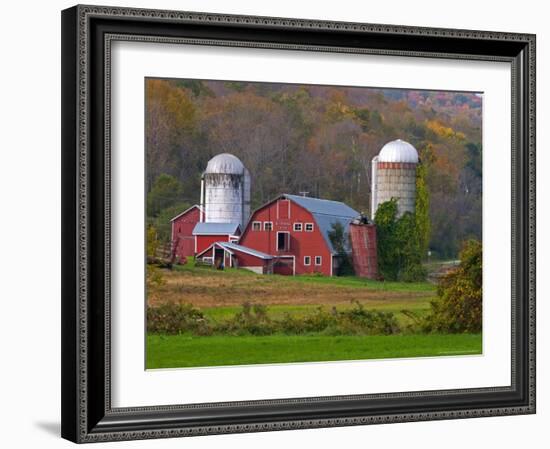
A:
[[240, 199, 332, 276], [171, 206, 201, 261], [195, 234, 232, 255], [231, 250, 271, 274], [232, 250, 265, 267]]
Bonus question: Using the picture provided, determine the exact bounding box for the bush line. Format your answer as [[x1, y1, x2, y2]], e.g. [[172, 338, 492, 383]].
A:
[[147, 301, 401, 337]]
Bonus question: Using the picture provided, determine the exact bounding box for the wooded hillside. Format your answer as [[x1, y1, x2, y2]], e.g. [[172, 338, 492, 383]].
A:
[[146, 78, 482, 258]]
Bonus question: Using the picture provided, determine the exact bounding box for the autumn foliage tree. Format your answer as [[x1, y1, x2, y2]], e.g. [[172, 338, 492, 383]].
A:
[[145, 79, 482, 259], [146, 79, 196, 190], [424, 239, 482, 333]]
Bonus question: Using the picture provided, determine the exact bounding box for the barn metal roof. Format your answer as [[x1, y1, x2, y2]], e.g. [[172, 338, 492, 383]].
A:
[[284, 194, 359, 218], [218, 242, 274, 260], [283, 194, 360, 255], [192, 222, 241, 235], [195, 241, 273, 260]]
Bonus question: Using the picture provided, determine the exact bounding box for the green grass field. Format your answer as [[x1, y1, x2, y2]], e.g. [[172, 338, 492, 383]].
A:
[[147, 333, 482, 368], [173, 258, 436, 292], [147, 259, 480, 369]]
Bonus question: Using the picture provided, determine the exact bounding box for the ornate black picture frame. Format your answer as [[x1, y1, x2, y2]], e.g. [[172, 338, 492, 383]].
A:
[[61, 4, 536, 443]]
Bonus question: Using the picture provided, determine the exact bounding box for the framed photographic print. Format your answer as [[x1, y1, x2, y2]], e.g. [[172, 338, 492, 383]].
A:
[[61, 4, 536, 443]]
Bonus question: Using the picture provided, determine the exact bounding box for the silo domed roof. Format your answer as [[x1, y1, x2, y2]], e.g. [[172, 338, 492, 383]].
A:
[[378, 139, 419, 163], [204, 153, 245, 175]]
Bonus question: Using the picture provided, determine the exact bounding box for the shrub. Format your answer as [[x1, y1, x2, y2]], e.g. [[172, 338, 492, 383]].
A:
[[423, 239, 482, 333], [147, 301, 403, 337], [216, 301, 275, 336], [147, 302, 212, 335], [146, 225, 160, 259], [296, 307, 337, 333], [146, 264, 164, 289], [334, 301, 400, 335]]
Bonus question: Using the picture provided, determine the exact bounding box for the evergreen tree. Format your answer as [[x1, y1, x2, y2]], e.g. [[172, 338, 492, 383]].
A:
[[328, 222, 354, 276], [147, 174, 183, 217]]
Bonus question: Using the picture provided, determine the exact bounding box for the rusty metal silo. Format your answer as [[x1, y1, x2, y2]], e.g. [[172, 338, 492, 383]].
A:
[[349, 216, 378, 279]]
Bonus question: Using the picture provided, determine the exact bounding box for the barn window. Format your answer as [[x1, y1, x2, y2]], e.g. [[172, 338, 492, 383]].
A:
[[264, 222, 273, 231], [277, 232, 290, 251], [252, 221, 261, 231], [293, 223, 303, 232], [315, 256, 322, 266], [305, 223, 314, 232], [304, 256, 311, 266]]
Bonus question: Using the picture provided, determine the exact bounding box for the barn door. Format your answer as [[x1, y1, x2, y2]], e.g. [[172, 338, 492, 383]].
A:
[[273, 258, 294, 275], [278, 199, 290, 219]]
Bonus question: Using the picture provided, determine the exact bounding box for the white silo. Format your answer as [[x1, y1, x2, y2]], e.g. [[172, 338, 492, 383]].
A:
[[371, 139, 419, 218], [200, 153, 251, 228]]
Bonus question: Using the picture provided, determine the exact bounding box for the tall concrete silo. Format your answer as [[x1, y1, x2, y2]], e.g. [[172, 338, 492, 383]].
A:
[[371, 139, 419, 218], [200, 153, 251, 228]]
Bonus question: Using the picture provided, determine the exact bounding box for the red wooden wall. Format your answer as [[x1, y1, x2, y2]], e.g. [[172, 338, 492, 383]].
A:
[[239, 199, 332, 276], [171, 206, 201, 261], [195, 234, 232, 255], [231, 250, 265, 267]]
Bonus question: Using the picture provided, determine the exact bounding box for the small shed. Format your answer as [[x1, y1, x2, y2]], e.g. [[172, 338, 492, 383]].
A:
[[192, 222, 241, 255], [196, 241, 274, 274]]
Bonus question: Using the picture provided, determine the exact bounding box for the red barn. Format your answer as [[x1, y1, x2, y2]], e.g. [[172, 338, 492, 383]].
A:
[[170, 205, 203, 262], [192, 222, 241, 255], [238, 194, 360, 276]]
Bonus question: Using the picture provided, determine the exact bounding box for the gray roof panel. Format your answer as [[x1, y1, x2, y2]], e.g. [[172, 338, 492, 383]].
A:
[[192, 222, 241, 235], [284, 194, 359, 218], [219, 242, 274, 260], [283, 194, 361, 254], [311, 213, 356, 254]]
